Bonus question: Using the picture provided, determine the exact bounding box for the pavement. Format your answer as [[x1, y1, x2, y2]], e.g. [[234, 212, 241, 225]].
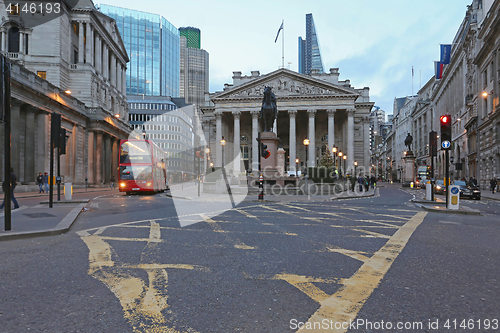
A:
[[0, 187, 113, 241]]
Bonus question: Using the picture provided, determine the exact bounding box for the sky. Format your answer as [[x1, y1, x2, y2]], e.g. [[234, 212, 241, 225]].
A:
[[97, 0, 474, 116]]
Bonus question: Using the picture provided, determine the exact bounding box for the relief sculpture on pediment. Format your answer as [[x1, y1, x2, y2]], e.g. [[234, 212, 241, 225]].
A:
[[230, 77, 339, 98]]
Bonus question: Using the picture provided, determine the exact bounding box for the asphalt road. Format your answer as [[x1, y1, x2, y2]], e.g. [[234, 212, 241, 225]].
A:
[[0, 185, 498, 332]]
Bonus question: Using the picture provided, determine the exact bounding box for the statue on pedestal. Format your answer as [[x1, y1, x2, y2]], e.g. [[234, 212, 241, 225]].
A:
[[404, 133, 413, 153], [260, 86, 277, 132]]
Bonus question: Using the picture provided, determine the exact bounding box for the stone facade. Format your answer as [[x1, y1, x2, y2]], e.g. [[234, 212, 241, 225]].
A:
[[201, 68, 373, 176], [0, 0, 130, 186]]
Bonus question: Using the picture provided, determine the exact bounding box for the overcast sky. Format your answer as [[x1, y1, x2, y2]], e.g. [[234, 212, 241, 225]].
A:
[[97, 0, 473, 116]]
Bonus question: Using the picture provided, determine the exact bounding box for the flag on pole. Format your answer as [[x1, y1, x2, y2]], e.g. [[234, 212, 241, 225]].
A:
[[434, 61, 444, 79], [412, 66, 414, 77], [274, 22, 283, 43], [440, 44, 452, 64]]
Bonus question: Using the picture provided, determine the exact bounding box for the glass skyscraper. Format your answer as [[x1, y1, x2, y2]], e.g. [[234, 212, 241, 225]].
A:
[[179, 27, 201, 49], [98, 5, 180, 97], [298, 13, 324, 74]]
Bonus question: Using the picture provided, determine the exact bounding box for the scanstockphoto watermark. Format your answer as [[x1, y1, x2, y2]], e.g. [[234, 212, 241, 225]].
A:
[[290, 318, 425, 331]]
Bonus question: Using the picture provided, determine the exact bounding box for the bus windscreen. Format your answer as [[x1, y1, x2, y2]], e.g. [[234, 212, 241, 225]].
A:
[[120, 166, 152, 181], [120, 141, 151, 164]]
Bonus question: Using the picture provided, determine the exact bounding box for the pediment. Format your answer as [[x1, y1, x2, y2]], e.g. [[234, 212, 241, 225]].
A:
[[212, 68, 359, 100]]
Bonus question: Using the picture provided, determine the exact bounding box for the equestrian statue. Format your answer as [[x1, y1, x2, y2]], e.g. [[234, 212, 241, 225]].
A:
[[260, 86, 277, 132], [404, 133, 413, 153]]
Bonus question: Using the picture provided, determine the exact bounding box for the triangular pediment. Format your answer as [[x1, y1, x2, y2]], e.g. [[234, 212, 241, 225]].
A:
[[212, 68, 359, 100]]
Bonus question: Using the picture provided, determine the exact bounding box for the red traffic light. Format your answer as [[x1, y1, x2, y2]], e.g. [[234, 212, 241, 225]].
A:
[[440, 115, 449, 123]]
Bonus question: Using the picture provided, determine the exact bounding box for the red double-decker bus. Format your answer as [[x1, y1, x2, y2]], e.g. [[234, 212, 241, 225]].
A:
[[118, 139, 168, 194]]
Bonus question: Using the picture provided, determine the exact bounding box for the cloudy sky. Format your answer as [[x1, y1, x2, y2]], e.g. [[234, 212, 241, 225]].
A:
[[97, 0, 474, 116]]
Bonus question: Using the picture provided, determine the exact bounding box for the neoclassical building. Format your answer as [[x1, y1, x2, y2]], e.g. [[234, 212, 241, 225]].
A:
[[201, 68, 374, 175], [0, 0, 130, 186]]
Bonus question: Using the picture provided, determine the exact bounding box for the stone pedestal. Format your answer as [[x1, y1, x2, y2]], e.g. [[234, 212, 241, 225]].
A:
[[404, 152, 415, 182], [260, 131, 279, 176]]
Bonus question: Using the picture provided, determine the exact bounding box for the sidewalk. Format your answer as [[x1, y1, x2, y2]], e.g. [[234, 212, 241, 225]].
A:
[[481, 190, 500, 201], [0, 187, 113, 241]]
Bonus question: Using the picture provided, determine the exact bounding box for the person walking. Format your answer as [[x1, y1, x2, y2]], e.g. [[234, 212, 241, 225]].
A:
[[37, 172, 44, 193], [490, 177, 497, 194], [43, 172, 49, 193], [110, 176, 116, 189], [357, 175, 364, 192], [0, 168, 20, 210]]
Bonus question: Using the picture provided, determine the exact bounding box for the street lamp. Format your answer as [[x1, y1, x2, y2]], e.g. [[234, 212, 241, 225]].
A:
[[332, 147, 337, 168], [354, 161, 358, 176], [343, 155, 347, 177], [303, 137, 310, 175]]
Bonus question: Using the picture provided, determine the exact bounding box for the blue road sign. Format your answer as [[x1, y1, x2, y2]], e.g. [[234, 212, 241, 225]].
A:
[[451, 187, 459, 195], [442, 140, 451, 149]]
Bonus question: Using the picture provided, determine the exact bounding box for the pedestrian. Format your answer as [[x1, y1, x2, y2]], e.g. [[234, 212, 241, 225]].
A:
[[364, 175, 369, 192], [37, 172, 44, 193], [110, 176, 116, 189], [357, 175, 364, 192], [470, 176, 477, 186], [0, 167, 20, 210], [370, 175, 376, 189], [490, 177, 497, 193], [43, 172, 49, 193]]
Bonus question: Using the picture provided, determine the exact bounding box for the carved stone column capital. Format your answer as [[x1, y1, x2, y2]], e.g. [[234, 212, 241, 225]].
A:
[[214, 110, 222, 120], [326, 108, 337, 116], [250, 110, 260, 118], [346, 107, 356, 116], [287, 109, 297, 118], [307, 109, 316, 117], [232, 110, 241, 118]]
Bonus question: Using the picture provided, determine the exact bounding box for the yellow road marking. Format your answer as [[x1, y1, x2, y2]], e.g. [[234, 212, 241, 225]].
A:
[[298, 211, 427, 333], [235, 209, 259, 219], [350, 228, 391, 239], [200, 214, 256, 250], [326, 248, 370, 262]]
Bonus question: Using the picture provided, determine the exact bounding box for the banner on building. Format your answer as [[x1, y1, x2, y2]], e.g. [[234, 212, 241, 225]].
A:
[[440, 44, 452, 64], [434, 61, 444, 80]]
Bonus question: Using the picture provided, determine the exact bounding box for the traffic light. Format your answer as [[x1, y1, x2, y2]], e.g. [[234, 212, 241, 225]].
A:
[[261, 143, 270, 159], [59, 128, 66, 155], [51, 112, 61, 147], [440, 115, 452, 144], [429, 131, 437, 156]]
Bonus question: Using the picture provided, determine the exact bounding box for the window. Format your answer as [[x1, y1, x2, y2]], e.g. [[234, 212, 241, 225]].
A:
[[37, 71, 46, 80], [8, 27, 20, 53]]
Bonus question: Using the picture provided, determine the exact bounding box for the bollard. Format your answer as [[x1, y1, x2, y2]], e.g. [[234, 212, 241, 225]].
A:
[[64, 182, 72, 201]]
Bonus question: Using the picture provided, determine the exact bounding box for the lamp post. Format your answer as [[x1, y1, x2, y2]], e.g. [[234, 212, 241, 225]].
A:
[[332, 147, 337, 169], [220, 136, 235, 207], [343, 155, 347, 177], [354, 161, 358, 176], [303, 137, 310, 176]]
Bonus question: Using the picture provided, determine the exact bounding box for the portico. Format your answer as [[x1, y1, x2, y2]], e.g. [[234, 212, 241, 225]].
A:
[[201, 68, 374, 176]]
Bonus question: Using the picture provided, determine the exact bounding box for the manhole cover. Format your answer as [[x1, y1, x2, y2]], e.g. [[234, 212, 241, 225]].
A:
[[23, 213, 56, 218]]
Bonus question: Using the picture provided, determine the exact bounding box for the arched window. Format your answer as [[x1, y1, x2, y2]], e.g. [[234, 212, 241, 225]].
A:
[[8, 27, 20, 53]]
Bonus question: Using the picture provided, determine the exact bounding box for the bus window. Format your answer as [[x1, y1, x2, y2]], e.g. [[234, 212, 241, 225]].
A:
[[120, 166, 152, 181], [120, 141, 152, 164]]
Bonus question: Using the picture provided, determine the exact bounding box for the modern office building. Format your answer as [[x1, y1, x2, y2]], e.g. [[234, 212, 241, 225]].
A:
[[298, 13, 324, 75], [98, 4, 180, 97], [179, 27, 200, 49], [127, 95, 195, 179], [179, 27, 209, 107]]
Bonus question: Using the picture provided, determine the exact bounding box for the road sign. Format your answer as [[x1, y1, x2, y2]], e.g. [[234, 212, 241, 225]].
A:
[[450, 187, 459, 195], [442, 140, 451, 149]]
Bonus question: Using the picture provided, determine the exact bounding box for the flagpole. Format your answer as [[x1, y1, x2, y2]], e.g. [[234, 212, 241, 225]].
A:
[[282, 19, 284, 68], [411, 66, 414, 96]]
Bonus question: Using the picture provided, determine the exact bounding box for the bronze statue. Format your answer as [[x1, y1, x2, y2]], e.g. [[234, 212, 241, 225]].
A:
[[260, 86, 277, 132], [404, 133, 413, 152]]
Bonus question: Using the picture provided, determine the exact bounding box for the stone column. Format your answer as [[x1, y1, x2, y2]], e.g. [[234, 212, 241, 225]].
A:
[[363, 116, 370, 173], [104, 134, 111, 183], [122, 66, 127, 93], [24, 108, 35, 182], [110, 53, 116, 86], [90, 26, 94, 67], [117, 62, 122, 93], [233, 111, 241, 173], [103, 44, 109, 79], [251, 110, 259, 172], [307, 109, 316, 167], [347, 107, 355, 175], [35, 111, 47, 176], [19, 32, 24, 54], [96, 35, 101, 73], [215, 111, 222, 167], [327, 108, 336, 153], [11, 101, 21, 178], [86, 22, 92, 64], [1, 30, 6, 52], [288, 110, 297, 172], [111, 138, 118, 182], [95, 131, 103, 184], [78, 21, 85, 64], [87, 131, 95, 184]]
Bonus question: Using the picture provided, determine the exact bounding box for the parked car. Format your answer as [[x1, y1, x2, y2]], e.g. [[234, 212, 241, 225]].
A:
[[434, 179, 447, 195], [453, 180, 481, 200]]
